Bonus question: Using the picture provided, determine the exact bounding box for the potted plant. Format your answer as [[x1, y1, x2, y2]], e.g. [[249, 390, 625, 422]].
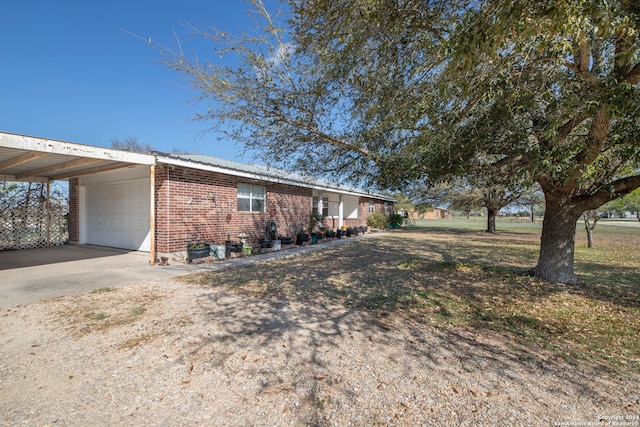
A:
[[260, 238, 274, 248], [225, 240, 244, 257], [296, 229, 310, 245], [388, 213, 404, 229], [187, 241, 211, 263]]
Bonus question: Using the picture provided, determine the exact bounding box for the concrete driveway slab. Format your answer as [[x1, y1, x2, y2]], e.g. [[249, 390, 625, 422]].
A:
[[0, 245, 193, 309], [0, 233, 383, 308]]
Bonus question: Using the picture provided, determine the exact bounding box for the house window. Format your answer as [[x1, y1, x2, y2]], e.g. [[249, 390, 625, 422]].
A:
[[313, 196, 329, 217], [237, 183, 265, 212], [368, 201, 375, 214], [384, 202, 389, 214]]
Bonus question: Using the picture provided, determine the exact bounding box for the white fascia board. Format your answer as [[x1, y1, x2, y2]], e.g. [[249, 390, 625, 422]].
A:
[[158, 156, 390, 200], [0, 132, 155, 165]]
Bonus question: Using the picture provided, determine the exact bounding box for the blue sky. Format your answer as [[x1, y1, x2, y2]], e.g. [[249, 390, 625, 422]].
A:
[[1, 1, 271, 161]]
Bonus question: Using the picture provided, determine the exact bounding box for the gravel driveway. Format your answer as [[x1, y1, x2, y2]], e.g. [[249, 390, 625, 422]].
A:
[[1, 278, 637, 426]]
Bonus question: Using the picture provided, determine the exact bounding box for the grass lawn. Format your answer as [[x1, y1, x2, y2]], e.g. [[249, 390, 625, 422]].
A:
[[185, 217, 640, 372]]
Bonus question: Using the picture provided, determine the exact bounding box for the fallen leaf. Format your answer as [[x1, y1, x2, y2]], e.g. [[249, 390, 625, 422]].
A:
[[241, 355, 247, 361], [253, 359, 259, 363], [189, 364, 194, 373], [314, 375, 327, 381], [452, 387, 459, 394], [182, 380, 190, 385], [470, 390, 478, 397]]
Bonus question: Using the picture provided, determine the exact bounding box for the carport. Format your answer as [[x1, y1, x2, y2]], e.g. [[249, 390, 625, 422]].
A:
[[0, 132, 157, 265]]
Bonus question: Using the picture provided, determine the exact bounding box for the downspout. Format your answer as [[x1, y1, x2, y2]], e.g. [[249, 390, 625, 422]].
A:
[[46, 180, 51, 247]]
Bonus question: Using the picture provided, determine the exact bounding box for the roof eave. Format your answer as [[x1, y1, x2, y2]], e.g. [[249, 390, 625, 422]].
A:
[[157, 155, 394, 201]]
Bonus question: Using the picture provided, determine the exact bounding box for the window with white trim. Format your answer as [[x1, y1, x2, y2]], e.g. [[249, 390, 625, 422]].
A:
[[384, 202, 389, 214], [368, 201, 375, 214], [237, 183, 265, 212]]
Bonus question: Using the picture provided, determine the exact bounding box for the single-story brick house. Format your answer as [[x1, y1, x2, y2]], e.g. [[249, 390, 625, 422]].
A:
[[404, 207, 452, 220], [0, 133, 394, 264]]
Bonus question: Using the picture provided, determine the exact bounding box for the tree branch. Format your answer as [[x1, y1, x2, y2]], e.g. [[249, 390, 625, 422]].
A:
[[268, 110, 375, 160], [625, 62, 640, 85], [557, 114, 588, 140], [575, 174, 640, 211]]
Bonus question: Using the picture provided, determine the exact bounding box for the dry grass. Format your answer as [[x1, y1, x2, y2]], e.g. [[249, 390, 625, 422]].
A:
[[184, 222, 640, 372], [55, 287, 162, 336]]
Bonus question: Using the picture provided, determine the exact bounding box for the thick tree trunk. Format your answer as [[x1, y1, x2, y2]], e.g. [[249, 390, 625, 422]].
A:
[[531, 196, 581, 284], [486, 208, 497, 233]]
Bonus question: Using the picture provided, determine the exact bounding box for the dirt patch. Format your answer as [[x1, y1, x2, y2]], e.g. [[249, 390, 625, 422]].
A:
[[1, 279, 638, 426]]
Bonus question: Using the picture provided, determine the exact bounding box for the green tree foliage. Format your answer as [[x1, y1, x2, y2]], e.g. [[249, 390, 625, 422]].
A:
[[604, 188, 640, 219], [159, 0, 640, 283], [391, 193, 415, 214], [440, 1, 640, 282]]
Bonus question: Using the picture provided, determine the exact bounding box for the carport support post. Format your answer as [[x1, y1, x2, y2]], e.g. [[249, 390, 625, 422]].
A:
[[46, 180, 51, 247], [149, 164, 156, 266]]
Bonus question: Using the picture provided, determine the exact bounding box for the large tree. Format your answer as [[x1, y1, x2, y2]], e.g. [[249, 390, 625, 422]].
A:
[[160, 0, 640, 283], [437, 1, 640, 282], [416, 174, 527, 233]]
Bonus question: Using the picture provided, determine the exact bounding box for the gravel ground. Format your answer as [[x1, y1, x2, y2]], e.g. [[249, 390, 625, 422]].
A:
[[1, 279, 638, 426]]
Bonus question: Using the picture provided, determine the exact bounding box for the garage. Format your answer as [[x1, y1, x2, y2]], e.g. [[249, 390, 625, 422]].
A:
[[0, 132, 156, 262], [81, 170, 151, 251]]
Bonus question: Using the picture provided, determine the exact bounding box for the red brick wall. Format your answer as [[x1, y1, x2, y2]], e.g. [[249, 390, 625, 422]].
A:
[[154, 165, 313, 253], [68, 178, 80, 243], [356, 198, 393, 228]]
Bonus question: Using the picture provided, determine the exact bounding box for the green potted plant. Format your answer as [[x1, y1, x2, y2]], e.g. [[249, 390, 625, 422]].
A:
[[388, 213, 404, 229]]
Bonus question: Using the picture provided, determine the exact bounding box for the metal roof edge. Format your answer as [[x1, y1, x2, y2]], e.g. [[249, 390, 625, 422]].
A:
[[156, 154, 395, 201]]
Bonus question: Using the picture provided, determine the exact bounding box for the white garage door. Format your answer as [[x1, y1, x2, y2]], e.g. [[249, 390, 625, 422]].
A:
[[85, 179, 151, 251]]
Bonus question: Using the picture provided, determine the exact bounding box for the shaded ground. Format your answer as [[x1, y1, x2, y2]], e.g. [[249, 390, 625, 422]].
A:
[[1, 280, 637, 426], [1, 228, 638, 426]]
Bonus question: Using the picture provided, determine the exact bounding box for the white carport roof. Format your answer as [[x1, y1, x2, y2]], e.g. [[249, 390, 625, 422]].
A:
[[0, 132, 155, 182]]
